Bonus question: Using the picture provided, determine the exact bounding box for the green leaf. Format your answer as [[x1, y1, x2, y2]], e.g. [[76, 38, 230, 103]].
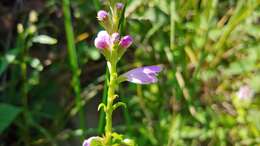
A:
[[98, 103, 106, 111], [0, 48, 19, 76], [32, 35, 57, 45], [113, 102, 127, 111], [0, 104, 21, 133]]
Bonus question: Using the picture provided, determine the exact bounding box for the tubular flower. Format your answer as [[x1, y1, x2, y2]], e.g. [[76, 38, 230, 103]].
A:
[[97, 10, 109, 21], [119, 35, 133, 49], [94, 30, 111, 50], [121, 65, 162, 84]]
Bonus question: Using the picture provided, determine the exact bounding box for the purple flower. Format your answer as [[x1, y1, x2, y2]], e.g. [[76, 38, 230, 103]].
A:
[[116, 3, 124, 10], [97, 10, 108, 21], [119, 35, 133, 49], [111, 32, 120, 44], [94, 30, 111, 50], [237, 85, 254, 100], [121, 65, 162, 84]]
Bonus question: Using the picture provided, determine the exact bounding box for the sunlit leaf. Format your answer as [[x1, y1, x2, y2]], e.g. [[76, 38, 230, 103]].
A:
[[32, 35, 57, 45]]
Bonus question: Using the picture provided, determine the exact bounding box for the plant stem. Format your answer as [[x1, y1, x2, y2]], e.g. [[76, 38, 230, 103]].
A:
[[17, 30, 30, 145], [170, 0, 175, 52], [62, 0, 85, 134], [105, 61, 117, 144]]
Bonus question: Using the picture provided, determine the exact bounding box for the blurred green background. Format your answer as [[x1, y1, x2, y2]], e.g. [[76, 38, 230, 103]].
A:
[[0, 0, 259, 145]]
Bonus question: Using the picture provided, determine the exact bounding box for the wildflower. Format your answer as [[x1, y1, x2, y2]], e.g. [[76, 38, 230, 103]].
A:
[[119, 35, 133, 49], [116, 3, 124, 10], [237, 85, 254, 100], [94, 30, 111, 50], [97, 10, 109, 21], [82, 136, 103, 146], [120, 65, 162, 84], [17, 23, 24, 33]]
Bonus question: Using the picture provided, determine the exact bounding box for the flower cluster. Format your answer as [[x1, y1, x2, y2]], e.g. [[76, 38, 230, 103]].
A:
[[94, 7, 161, 84], [94, 30, 133, 60]]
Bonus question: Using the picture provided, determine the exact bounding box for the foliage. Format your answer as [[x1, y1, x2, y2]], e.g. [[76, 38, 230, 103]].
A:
[[0, 0, 259, 145]]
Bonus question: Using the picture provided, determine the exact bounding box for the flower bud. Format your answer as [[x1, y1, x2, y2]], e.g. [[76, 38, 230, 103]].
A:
[[28, 25, 37, 34], [111, 33, 120, 44], [29, 10, 38, 23], [119, 35, 133, 49], [116, 3, 124, 11], [97, 10, 109, 21], [17, 23, 24, 33]]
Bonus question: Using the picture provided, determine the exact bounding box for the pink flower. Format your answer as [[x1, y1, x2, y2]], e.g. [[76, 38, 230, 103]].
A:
[[94, 31, 111, 50], [119, 35, 133, 49], [121, 65, 162, 84], [97, 10, 108, 21]]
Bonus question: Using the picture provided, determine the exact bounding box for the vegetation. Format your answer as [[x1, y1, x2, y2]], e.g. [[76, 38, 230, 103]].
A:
[[0, 0, 259, 145]]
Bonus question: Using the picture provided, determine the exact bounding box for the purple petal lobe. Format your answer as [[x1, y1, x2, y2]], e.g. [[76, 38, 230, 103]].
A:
[[94, 30, 111, 49], [122, 65, 162, 84], [97, 10, 108, 21], [119, 35, 133, 49]]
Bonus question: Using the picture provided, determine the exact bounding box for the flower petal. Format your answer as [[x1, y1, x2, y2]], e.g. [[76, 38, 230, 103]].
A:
[[122, 65, 162, 84]]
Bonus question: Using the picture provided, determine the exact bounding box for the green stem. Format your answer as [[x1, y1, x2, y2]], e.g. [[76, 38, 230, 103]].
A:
[[62, 0, 85, 135], [170, 0, 175, 52], [105, 61, 117, 144], [18, 30, 30, 145]]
